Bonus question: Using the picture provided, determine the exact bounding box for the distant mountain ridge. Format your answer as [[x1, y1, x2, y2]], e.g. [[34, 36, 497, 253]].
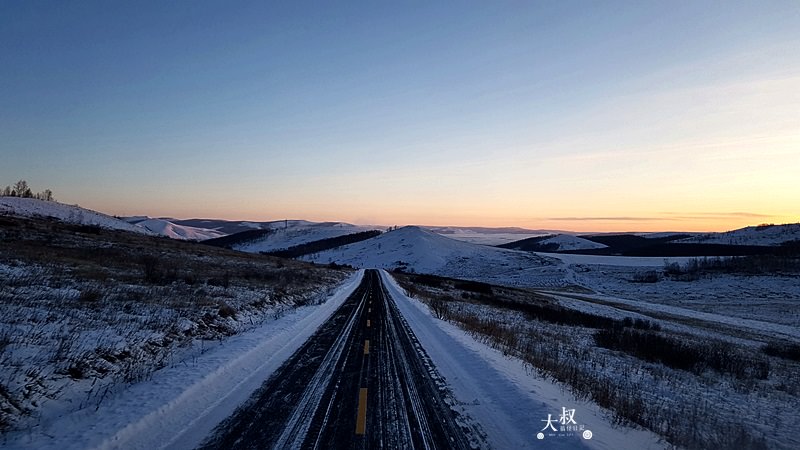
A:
[[501, 223, 800, 256], [500, 234, 608, 252], [676, 223, 800, 247]]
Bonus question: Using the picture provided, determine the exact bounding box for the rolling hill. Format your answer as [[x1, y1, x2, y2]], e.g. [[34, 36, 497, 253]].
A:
[[0, 197, 149, 234], [303, 226, 569, 288]]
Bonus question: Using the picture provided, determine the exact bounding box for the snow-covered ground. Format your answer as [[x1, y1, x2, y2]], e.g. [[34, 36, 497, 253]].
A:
[[539, 252, 696, 267], [305, 226, 570, 288], [381, 271, 664, 450], [558, 264, 800, 331], [388, 269, 800, 449], [0, 198, 147, 234], [1, 271, 363, 450], [234, 222, 379, 253]]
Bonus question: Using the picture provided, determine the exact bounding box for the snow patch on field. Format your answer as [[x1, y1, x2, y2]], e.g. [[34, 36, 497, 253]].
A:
[[2, 271, 364, 450]]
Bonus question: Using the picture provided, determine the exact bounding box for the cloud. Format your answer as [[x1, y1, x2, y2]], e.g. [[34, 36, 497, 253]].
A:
[[660, 212, 775, 220], [548, 212, 775, 222], [547, 217, 668, 222]]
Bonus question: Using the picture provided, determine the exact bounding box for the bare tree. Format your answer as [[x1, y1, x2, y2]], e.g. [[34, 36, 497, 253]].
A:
[[13, 180, 29, 197]]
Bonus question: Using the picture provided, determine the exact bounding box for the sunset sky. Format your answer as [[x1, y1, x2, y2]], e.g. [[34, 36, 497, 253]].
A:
[[2, 1, 798, 232]]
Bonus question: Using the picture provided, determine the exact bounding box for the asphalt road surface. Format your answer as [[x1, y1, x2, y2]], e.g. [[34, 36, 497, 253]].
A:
[[199, 269, 473, 449]]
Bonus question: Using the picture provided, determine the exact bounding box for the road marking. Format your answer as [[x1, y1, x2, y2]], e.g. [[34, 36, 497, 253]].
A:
[[355, 388, 368, 435], [368, 308, 371, 313], [364, 340, 370, 354], [367, 319, 371, 328]]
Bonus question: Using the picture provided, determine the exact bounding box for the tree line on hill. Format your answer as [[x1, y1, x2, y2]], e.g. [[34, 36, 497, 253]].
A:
[[265, 230, 381, 258], [1, 179, 54, 201]]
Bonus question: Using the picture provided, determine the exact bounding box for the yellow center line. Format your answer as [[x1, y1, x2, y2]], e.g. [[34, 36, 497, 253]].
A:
[[355, 388, 368, 435], [364, 340, 370, 354]]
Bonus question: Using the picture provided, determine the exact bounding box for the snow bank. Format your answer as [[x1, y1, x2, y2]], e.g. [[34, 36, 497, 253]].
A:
[[3, 271, 364, 450]]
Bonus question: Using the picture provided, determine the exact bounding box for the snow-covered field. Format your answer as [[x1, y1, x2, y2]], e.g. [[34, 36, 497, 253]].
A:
[[1, 272, 363, 450], [382, 271, 664, 450], [540, 252, 696, 267], [390, 270, 800, 449], [0, 215, 351, 438], [304, 226, 570, 288], [559, 264, 800, 331]]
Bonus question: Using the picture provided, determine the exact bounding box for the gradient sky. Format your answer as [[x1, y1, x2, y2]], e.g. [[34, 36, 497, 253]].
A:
[[2, 1, 798, 232]]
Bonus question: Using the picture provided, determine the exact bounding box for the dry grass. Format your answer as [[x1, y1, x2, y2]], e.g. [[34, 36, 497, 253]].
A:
[[394, 272, 798, 450], [0, 215, 351, 432]]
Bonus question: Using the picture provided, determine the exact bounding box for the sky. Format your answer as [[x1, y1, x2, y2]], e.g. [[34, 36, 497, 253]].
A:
[[1, 1, 798, 232]]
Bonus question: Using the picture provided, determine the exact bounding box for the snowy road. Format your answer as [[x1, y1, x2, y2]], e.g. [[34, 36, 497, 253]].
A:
[[199, 269, 473, 449]]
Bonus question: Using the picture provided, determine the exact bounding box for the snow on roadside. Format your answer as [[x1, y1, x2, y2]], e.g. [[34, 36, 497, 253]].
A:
[[381, 271, 665, 450], [2, 271, 364, 450]]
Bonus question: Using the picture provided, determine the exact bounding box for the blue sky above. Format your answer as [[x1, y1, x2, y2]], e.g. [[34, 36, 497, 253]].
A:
[[2, 1, 798, 231]]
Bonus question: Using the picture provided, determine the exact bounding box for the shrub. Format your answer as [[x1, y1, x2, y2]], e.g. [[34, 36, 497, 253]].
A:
[[78, 289, 102, 303], [632, 270, 660, 283], [218, 301, 237, 319], [594, 328, 769, 379], [762, 342, 800, 362]]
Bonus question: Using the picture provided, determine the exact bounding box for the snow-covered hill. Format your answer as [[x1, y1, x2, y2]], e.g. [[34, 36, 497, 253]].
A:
[[0, 197, 149, 234], [537, 234, 608, 251], [235, 222, 379, 253], [133, 218, 227, 241], [304, 226, 568, 288], [168, 219, 317, 236], [426, 226, 556, 245], [678, 223, 800, 246]]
